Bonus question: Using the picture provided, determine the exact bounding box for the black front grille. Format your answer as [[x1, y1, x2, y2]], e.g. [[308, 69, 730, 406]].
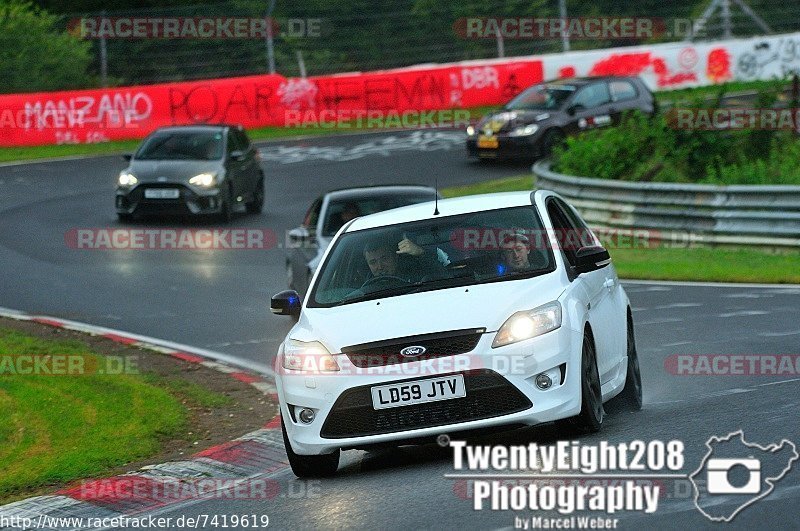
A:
[[127, 184, 194, 214], [129, 183, 193, 201], [342, 328, 484, 368], [320, 369, 532, 439]]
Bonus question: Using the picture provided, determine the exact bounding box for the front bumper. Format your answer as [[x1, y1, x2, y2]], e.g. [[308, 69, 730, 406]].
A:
[[116, 183, 223, 216], [466, 134, 544, 159], [277, 327, 582, 455]]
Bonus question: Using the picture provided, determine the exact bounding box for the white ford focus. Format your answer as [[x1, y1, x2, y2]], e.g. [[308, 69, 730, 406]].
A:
[[271, 190, 643, 478]]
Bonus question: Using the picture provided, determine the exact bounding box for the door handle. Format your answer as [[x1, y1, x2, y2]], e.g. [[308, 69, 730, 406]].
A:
[[603, 278, 615, 289]]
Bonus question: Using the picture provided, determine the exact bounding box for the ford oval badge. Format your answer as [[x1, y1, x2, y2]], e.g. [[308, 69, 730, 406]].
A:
[[400, 345, 427, 357]]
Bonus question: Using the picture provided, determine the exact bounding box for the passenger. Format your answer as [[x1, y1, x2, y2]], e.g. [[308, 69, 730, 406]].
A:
[[328, 202, 362, 234]]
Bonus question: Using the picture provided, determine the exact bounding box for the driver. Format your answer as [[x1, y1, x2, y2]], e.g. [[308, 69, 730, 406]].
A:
[[362, 233, 440, 280], [500, 231, 532, 272]]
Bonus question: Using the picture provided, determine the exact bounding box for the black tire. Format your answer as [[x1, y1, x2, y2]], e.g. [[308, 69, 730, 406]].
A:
[[571, 332, 604, 433], [246, 176, 264, 214], [117, 213, 133, 223], [219, 185, 234, 223], [615, 316, 643, 411], [281, 417, 339, 478], [541, 129, 566, 158]]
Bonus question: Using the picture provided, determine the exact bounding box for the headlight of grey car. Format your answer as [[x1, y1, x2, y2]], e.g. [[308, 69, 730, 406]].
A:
[[188, 173, 218, 187], [508, 124, 539, 137], [118, 171, 138, 187]]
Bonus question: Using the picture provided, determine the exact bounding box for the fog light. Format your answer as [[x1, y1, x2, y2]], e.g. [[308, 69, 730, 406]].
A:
[[535, 373, 552, 390], [298, 408, 316, 424]]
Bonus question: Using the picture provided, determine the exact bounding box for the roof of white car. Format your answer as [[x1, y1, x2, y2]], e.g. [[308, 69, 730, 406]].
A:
[[345, 191, 536, 231], [326, 185, 437, 201]]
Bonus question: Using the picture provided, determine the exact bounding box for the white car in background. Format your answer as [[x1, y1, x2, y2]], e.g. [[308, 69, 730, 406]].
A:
[[285, 185, 440, 296], [271, 190, 642, 478]]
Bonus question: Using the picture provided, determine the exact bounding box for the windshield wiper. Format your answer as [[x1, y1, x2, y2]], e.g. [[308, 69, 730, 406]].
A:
[[331, 275, 475, 306], [332, 283, 420, 306], [405, 275, 476, 294]]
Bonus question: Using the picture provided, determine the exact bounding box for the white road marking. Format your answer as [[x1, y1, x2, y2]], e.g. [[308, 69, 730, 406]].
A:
[[652, 303, 703, 310], [759, 330, 800, 337], [755, 377, 800, 387], [646, 380, 800, 405], [717, 310, 769, 318], [206, 337, 274, 348], [259, 130, 464, 164], [635, 317, 685, 325]]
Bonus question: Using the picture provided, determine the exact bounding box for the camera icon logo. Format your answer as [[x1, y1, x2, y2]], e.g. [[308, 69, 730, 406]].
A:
[[706, 457, 761, 494], [690, 430, 798, 522]]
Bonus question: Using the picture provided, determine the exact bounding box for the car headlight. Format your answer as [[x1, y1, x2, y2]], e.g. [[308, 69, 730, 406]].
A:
[[282, 339, 339, 372], [189, 173, 218, 187], [508, 124, 539, 137], [492, 301, 562, 348], [466, 125, 476, 136], [118, 172, 138, 187]]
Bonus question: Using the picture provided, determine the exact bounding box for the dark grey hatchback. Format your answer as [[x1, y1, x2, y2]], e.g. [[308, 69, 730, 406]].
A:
[[115, 124, 264, 221], [466, 76, 656, 160]]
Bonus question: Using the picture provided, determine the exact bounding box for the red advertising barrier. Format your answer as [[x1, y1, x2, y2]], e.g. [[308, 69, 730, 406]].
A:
[[0, 74, 286, 147], [0, 60, 543, 147]]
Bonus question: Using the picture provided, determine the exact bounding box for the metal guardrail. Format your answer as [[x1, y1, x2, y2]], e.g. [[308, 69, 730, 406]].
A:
[[532, 160, 800, 248]]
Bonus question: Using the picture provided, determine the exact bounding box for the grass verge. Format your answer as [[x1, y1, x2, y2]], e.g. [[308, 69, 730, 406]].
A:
[[608, 247, 800, 284], [0, 328, 227, 502], [655, 79, 791, 104], [442, 175, 800, 284]]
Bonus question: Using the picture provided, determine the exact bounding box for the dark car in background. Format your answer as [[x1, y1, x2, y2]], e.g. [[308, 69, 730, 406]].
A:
[[286, 185, 440, 296], [115, 124, 264, 221], [466, 76, 656, 160]]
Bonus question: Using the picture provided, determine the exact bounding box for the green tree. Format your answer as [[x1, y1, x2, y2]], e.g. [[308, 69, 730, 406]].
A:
[[0, 1, 94, 93]]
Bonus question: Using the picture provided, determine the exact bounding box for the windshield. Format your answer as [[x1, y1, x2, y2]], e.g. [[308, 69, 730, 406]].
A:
[[505, 84, 576, 111], [135, 131, 224, 161], [322, 194, 435, 236], [309, 206, 554, 307]]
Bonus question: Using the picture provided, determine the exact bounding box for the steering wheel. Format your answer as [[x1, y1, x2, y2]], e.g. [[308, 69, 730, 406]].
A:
[[359, 275, 410, 290]]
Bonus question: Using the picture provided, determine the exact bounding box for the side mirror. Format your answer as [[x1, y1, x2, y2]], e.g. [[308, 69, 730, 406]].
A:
[[574, 246, 611, 274], [229, 150, 245, 161], [122, 154, 132, 161], [271, 290, 301, 318], [566, 104, 585, 116]]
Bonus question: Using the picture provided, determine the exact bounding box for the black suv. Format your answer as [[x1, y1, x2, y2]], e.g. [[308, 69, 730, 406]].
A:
[[115, 124, 264, 221], [466, 76, 656, 160]]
